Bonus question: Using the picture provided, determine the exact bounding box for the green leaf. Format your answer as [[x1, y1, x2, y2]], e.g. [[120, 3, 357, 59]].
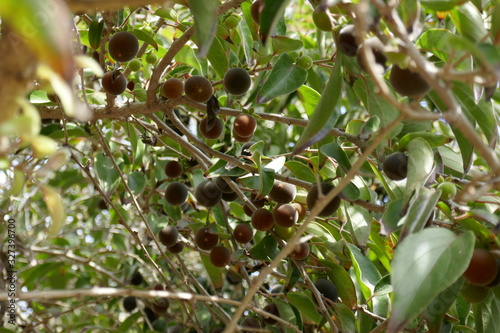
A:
[[186, 0, 218, 58], [175, 45, 201, 74], [200, 253, 224, 290], [293, 55, 342, 154], [381, 198, 404, 234], [286, 292, 323, 324], [249, 235, 278, 261], [270, 36, 304, 54], [285, 161, 316, 183], [128, 171, 146, 195], [132, 28, 158, 51], [450, 2, 491, 43], [405, 138, 435, 204], [260, 0, 292, 44], [192, 35, 228, 79], [399, 132, 450, 150], [417, 29, 471, 68], [257, 53, 307, 103], [128, 124, 145, 171], [274, 298, 297, 329], [423, 278, 464, 333], [387, 228, 475, 333], [95, 152, 120, 194], [88, 17, 104, 50], [345, 205, 371, 247], [320, 142, 351, 171], [334, 303, 357, 333], [253, 151, 275, 196], [297, 85, 321, 117], [397, 0, 420, 32], [319, 259, 358, 309], [474, 291, 500, 333], [400, 187, 441, 239], [421, 0, 470, 11]]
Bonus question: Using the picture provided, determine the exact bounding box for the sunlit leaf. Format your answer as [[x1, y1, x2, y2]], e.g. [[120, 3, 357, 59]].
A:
[[40, 184, 66, 237], [186, 0, 218, 58]]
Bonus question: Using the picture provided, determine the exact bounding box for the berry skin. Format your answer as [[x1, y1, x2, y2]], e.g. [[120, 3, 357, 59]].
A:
[[199, 117, 224, 140], [437, 181, 457, 201], [241, 317, 262, 333], [314, 278, 338, 303], [274, 225, 295, 240], [195, 180, 222, 207], [297, 55, 313, 70], [109, 31, 139, 63], [158, 226, 179, 247], [224, 15, 240, 30], [233, 223, 253, 243], [269, 181, 296, 204], [290, 242, 310, 260], [215, 177, 234, 194], [145, 52, 158, 64], [356, 37, 387, 75], [312, 6, 333, 32], [222, 191, 238, 202], [102, 71, 127, 95], [130, 271, 143, 286], [223, 68, 251, 96], [123, 296, 137, 312], [185, 75, 213, 103], [127, 59, 141, 72], [233, 114, 257, 138], [167, 242, 184, 254], [337, 25, 358, 57], [273, 204, 298, 228], [251, 208, 274, 231], [383, 152, 408, 181], [233, 130, 254, 143], [463, 248, 499, 286], [389, 65, 431, 97], [210, 246, 231, 267], [195, 226, 219, 251], [165, 182, 188, 206], [162, 78, 184, 100], [306, 183, 341, 217], [262, 303, 280, 325], [165, 160, 183, 178]]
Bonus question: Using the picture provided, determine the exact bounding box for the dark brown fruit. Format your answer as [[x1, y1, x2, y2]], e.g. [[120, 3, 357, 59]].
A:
[[382, 152, 408, 181], [290, 242, 310, 260], [486, 259, 500, 287], [144, 307, 158, 323], [195, 226, 219, 250], [167, 242, 184, 254], [152, 299, 169, 314], [262, 303, 280, 325], [199, 117, 224, 140], [223, 68, 251, 96], [233, 223, 253, 243], [241, 141, 255, 156], [127, 80, 135, 91], [158, 226, 179, 247], [461, 283, 489, 304], [291, 203, 306, 222], [130, 271, 143, 286], [97, 199, 108, 210], [356, 37, 388, 75], [314, 278, 338, 303], [215, 176, 234, 194], [162, 78, 184, 100], [109, 31, 139, 63], [337, 24, 358, 57], [241, 317, 262, 333], [251, 0, 264, 24], [185, 75, 213, 103], [251, 208, 274, 231], [210, 246, 231, 267], [233, 130, 254, 143], [226, 269, 243, 285], [102, 71, 127, 95], [165, 182, 188, 206], [463, 248, 499, 286], [306, 183, 341, 217], [222, 191, 239, 202], [195, 180, 222, 207], [165, 160, 183, 178], [273, 204, 298, 228], [123, 296, 137, 312], [389, 65, 431, 97], [233, 114, 257, 138], [269, 181, 296, 204]]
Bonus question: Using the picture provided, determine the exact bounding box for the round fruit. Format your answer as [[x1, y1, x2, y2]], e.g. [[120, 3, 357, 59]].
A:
[[297, 55, 313, 70], [251, 208, 275, 231], [223, 68, 251, 96], [312, 6, 333, 31], [195, 180, 222, 207], [290, 242, 310, 260], [165, 160, 183, 178], [130, 271, 143, 286], [145, 52, 158, 64], [486, 259, 500, 287], [226, 269, 243, 285], [128, 59, 141, 72], [222, 191, 239, 202], [314, 278, 338, 303], [273, 204, 298, 228], [165, 182, 188, 206], [356, 37, 387, 75], [241, 141, 254, 156], [382, 152, 408, 181], [233, 130, 253, 143], [437, 181, 457, 201], [233, 223, 253, 243], [162, 78, 184, 100], [144, 307, 158, 323], [127, 81, 135, 91], [251, 0, 264, 24], [210, 246, 231, 267], [224, 15, 240, 30], [262, 303, 280, 325], [152, 298, 169, 313], [389, 65, 431, 97], [461, 283, 489, 303], [167, 242, 184, 254], [195, 227, 219, 250], [102, 71, 127, 95], [463, 248, 499, 286], [215, 176, 234, 194], [199, 117, 224, 140], [233, 114, 257, 138], [123, 296, 137, 312], [184, 75, 213, 103], [291, 203, 306, 222], [269, 181, 296, 204], [241, 317, 262, 333], [158, 225, 179, 247], [337, 24, 358, 57], [109, 31, 139, 63], [306, 183, 341, 217], [276, 226, 295, 241]]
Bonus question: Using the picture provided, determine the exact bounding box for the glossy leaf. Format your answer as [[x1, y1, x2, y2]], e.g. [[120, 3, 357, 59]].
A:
[[286, 292, 323, 324], [88, 17, 104, 50], [297, 85, 321, 117], [249, 235, 278, 261], [320, 142, 351, 170], [132, 28, 158, 51], [421, 0, 470, 11], [388, 228, 475, 332], [399, 187, 441, 240], [186, 0, 218, 58], [405, 138, 435, 204], [319, 259, 358, 309], [450, 2, 490, 43], [260, 0, 292, 44], [345, 205, 371, 247], [334, 303, 357, 332], [271, 36, 304, 54], [192, 35, 228, 79], [285, 161, 316, 183]]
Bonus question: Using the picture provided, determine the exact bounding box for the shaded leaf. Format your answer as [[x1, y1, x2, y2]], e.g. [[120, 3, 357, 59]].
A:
[[132, 28, 158, 51], [286, 292, 323, 324], [260, 0, 292, 44], [128, 171, 146, 195], [421, 0, 470, 11], [405, 138, 435, 205], [400, 187, 441, 240], [249, 235, 278, 261], [200, 253, 223, 290], [186, 0, 218, 57], [319, 259, 358, 309], [423, 278, 464, 333], [88, 17, 104, 50]]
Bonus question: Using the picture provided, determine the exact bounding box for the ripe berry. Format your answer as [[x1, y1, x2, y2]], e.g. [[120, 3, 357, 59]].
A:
[[389, 65, 430, 97], [251, 208, 274, 231], [262, 303, 280, 325], [165, 160, 183, 178], [314, 278, 338, 303], [199, 117, 224, 140], [233, 130, 254, 143], [337, 24, 358, 57], [185, 75, 213, 103], [306, 183, 341, 217], [195, 226, 219, 250], [222, 191, 238, 202], [241, 317, 262, 333], [215, 177, 234, 194], [162, 78, 184, 100], [223, 68, 251, 96], [251, 0, 264, 24], [210, 246, 231, 267], [158, 226, 179, 247], [290, 242, 310, 260], [269, 181, 296, 204], [167, 242, 184, 254], [130, 271, 143, 286], [233, 224, 253, 243], [382, 152, 408, 181], [123, 296, 137, 312], [356, 37, 387, 75], [165, 182, 188, 206], [291, 203, 306, 222], [273, 204, 298, 228], [195, 180, 222, 207], [233, 114, 257, 138], [109, 31, 139, 63], [463, 248, 499, 286], [102, 71, 127, 95]]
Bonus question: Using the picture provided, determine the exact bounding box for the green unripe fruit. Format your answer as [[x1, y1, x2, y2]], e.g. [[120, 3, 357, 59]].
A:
[[461, 283, 489, 303], [437, 181, 456, 201], [145, 53, 158, 64], [224, 15, 240, 30], [312, 6, 333, 31], [128, 59, 141, 72], [274, 225, 295, 240], [297, 55, 313, 70]]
